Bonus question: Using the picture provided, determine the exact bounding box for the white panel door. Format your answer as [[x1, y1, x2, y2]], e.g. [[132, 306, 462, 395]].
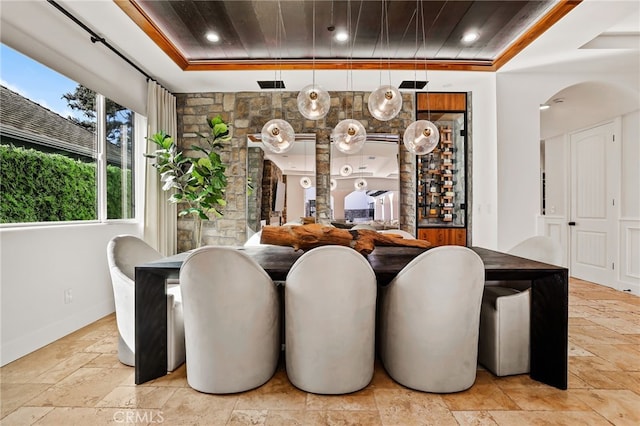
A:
[[570, 122, 618, 287]]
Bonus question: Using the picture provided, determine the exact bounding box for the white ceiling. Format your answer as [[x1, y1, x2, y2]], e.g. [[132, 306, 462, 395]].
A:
[[1, 0, 638, 141], [40, 0, 640, 93]]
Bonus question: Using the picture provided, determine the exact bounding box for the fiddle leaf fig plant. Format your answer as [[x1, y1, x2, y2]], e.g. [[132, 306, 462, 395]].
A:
[[146, 115, 231, 246]]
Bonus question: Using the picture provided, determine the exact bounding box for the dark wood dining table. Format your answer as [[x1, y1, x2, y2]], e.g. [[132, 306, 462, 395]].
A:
[[134, 245, 568, 389]]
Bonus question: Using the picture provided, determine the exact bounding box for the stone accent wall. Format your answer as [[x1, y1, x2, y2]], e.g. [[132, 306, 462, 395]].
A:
[[260, 160, 283, 225], [175, 90, 416, 250], [246, 147, 264, 232]]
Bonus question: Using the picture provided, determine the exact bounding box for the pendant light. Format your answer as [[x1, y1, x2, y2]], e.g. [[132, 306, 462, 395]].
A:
[[261, 119, 295, 154], [354, 140, 368, 192], [300, 176, 312, 189], [339, 164, 353, 177], [333, 119, 366, 154], [299, 136, 312, 188], [404, 0, 439, 156], [403, 120, 439, 154], [261, 1, 295, 154], [368, 85, 402, 121], [368, 0, 402, 121], [333, 0, 367, 154], [297, 1, 330, 120], [354, 177, 368, 191]]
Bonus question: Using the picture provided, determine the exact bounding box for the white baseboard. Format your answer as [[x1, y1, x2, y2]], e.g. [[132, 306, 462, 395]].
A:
[[1, 300, 115, 366], [617, 280, 640, 296]]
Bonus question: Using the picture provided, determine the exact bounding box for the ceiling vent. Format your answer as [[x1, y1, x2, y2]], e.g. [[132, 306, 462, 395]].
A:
[[257, 80, 285, 89], [399, 80, 427, 89]]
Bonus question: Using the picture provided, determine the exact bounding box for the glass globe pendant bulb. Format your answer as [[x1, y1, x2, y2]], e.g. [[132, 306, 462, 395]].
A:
[[339, 164, 353, 177], [354, 177, 368, 191], [368, 85, 402, 121], [332, 119, 367, 154], [403, 120, 440, 155], [261, 119, 295, 154], [300, 176, 312, 189], [297, 84, 330, 120]]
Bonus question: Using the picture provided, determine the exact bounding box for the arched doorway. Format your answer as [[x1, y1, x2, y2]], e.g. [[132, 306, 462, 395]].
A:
[[540, 81, 639, 292]]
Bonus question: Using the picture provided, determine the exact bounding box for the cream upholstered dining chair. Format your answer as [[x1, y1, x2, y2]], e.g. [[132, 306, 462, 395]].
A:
[[179, 246, 280, 394], [350, 223, 377, 231], [106, 235, 185, 371], [378, 229, 415, 239], [478, 236, 563, 376], [379, 246, 485, 393], [285, 245, 377, 394]]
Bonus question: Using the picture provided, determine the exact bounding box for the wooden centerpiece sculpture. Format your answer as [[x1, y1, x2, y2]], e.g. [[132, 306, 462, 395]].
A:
[[260, 223, 431, 255]]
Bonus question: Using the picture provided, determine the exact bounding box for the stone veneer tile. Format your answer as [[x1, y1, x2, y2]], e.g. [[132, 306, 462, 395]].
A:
[[175, 90, 417, 248]]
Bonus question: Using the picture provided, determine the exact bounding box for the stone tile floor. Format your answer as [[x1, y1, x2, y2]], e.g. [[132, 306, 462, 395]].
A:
[[1, 278, 639, 425]]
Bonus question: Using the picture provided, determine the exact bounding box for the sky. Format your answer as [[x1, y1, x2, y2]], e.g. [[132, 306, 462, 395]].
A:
[[0, 43, 82, 120]]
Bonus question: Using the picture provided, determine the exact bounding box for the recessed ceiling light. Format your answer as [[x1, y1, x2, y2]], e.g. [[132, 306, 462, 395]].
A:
[[461, 31, 479, 43], [539, 104, 550, 110], [335, 31, 349, 42], [206, 32, 220, 43]]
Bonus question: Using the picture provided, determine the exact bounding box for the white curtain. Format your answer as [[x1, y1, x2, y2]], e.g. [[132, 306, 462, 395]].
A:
[[144, 80, 177, 255]]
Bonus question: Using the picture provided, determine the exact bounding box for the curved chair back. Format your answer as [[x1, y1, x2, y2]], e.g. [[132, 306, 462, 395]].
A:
[[107, 235, 164, 358], [285, 245, 377, 394], [180, 246, 280, 393], [378, 229, 415, 239], [509, 236, 562, 265], [350, 223, 377, 231], [379, 246, 485, 393]]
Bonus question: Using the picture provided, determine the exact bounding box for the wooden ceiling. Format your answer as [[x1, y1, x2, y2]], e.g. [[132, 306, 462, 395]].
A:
[[115, 0, 581, 72]]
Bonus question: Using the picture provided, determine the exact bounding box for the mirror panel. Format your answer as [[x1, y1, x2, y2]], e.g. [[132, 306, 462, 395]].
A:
[[247, 134, 316, 235], [330, 134, 400, 229]]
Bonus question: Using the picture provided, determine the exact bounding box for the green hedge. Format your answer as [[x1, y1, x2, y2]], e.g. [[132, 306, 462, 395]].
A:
[[0, 145, 132, 223]]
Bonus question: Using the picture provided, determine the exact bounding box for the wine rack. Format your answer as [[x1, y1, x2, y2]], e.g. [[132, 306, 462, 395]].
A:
[[416, 123, 465, 227]]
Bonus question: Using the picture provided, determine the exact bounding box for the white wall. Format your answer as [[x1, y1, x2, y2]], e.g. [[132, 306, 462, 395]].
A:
[[0, 1, 149, 365], [285, 180, 305, 221], [0, 223, 141, 365], [543, 134, 567, 217], [621, 110, 640, 219], [345, 191, 373, 210], [496, 72, 639, 251], [619, 110, 640, 292]]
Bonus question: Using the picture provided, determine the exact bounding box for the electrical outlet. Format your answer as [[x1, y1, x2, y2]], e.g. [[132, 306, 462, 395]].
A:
[[64, 289, 73, 304]]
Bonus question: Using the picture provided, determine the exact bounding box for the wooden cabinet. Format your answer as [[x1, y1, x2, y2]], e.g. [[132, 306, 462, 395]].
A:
[[416, 92, 469, 247], [418, 228, 467, 247]]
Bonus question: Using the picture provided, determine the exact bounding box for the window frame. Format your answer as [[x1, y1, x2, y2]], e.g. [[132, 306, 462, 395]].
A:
[[0, 93, 144, 228]]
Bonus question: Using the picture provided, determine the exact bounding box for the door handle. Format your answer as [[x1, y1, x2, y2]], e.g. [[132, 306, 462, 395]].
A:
[[568, 221, 576, 226]]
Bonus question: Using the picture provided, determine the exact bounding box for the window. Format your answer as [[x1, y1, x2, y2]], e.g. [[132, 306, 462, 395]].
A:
[[105, 99, 135, 220], [0, 44, 137, 224]]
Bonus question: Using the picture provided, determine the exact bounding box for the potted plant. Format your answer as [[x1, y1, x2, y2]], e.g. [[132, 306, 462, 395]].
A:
[[146, 115, 230, 248]]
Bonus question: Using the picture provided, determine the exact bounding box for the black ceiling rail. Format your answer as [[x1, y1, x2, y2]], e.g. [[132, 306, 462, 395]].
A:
[[47, 0, 160, 86]]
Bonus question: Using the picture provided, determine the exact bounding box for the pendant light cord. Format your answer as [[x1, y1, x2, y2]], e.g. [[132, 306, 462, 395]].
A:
[[420, 0, 431, 121], [277, 1, 285, 120], [384, 0, 392, 86], [312, 0, 316, 88], [347, 0, 364, 119]]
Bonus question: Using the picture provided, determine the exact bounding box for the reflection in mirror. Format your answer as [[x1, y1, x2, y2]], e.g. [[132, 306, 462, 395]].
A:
[[330, 134, 400, 230], [247, 134, 316, 238]]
